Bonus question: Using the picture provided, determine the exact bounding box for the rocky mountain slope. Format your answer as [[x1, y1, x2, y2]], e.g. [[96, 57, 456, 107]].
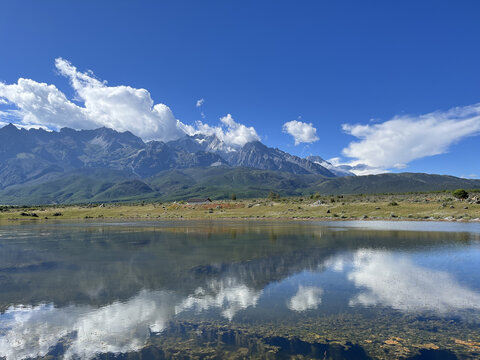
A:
[[0, 124, 340, 189]]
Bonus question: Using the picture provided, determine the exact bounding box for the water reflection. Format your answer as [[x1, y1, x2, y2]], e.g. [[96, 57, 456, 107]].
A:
[[175, 278, 262, 320], [1, 221, 480, 359], [347, 249, 480, 314], [0, 290, 176, 359], [287, 285, 323, 312]]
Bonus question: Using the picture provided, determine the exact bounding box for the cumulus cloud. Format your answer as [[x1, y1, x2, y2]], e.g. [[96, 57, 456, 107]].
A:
[[57, 58, 189, 141], [0, 58, 259, 146], [196, 98, 204, 107], [282, 120, 319, 145], [195, 114, 260, 148], [341, 104, 480, 172], [348, 249, 480, 314], [0, 78, 93, 129]]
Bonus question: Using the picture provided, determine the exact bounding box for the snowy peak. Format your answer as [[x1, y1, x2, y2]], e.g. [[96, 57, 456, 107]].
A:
[[167, 135, 343, 177]]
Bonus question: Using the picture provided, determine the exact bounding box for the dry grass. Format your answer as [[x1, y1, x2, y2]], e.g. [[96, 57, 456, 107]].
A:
[[1, 191, 479, 223]]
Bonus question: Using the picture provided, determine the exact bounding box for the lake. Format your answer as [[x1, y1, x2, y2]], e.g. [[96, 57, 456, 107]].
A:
[[1, 220, 480, 359]]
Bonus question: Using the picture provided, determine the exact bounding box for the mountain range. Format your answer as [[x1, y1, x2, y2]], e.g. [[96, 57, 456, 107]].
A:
[[0, 124, 479, 205], [0, 123, 346, 188]]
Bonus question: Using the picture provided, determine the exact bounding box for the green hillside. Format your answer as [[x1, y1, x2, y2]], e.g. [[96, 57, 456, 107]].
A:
[[1, 167, 480, 205], [313, 173, 480, 194]]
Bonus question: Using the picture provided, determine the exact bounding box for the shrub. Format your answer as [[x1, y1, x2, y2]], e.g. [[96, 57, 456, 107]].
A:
[[452, 189, 469, 200], [267, 191, 280, 200], [230, 193, 237, 201]]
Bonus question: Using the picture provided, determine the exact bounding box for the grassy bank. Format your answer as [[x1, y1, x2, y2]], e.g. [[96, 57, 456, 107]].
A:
[[1, 191, 479, 222]]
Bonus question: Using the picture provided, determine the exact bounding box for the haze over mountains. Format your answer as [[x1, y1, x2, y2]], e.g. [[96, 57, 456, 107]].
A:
[[0, 123, 479, 205]]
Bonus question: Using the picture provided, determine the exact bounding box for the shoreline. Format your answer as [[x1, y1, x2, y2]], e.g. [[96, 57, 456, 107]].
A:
[[1, 215, 480, 224], [1, 192, 479, 224]]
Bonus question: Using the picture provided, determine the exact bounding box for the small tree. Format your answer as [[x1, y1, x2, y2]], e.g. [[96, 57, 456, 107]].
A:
[[267, 191, 280, 200], [230, 193, 237, 201], [452, 189, 469, 200]]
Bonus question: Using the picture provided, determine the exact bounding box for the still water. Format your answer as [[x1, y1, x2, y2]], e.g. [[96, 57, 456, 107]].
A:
[[1, 220, 480, 359]]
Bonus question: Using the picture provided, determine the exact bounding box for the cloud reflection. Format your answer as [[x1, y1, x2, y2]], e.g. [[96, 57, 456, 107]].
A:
[[175, 278, 262, 320], [287, 286, 323, 312], [0, 290, 176, 359], [0, 279, 262, 359], [348, 249, 480, 313]]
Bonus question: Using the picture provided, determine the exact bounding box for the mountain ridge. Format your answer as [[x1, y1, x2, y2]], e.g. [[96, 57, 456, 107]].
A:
[[1, 124, 479, 205], [0, 124, 338, 189]]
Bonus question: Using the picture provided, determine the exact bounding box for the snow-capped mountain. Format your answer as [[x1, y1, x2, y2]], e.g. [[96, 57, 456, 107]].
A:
[[0, 124, 353, 189]]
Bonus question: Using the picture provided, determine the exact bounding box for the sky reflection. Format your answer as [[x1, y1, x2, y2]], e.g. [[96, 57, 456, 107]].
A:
[[347, 249, 480, 314], [0, 290, 176, 359], [175, 277, 262, 320], [0, 278, 263, 359], [287, 286, 323, 312]]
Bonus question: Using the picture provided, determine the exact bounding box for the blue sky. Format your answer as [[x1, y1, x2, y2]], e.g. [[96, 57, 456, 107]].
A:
[[1, 1, 479, 177]]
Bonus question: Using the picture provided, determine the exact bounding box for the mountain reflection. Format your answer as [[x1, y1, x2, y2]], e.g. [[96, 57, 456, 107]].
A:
[[346, 249, 480, 314]]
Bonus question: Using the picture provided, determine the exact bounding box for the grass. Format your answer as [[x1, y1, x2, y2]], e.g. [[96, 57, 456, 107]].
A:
[[1, 191, 479, 222]]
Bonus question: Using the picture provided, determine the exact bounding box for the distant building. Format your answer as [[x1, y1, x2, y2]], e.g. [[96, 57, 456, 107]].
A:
[[187, 198, 212, 204]]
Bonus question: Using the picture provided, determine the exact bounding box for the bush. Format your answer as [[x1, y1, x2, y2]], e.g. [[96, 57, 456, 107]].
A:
[[230, 193, 237, 201], [267, 191, 280, 200], [452, 189, 469, 200]]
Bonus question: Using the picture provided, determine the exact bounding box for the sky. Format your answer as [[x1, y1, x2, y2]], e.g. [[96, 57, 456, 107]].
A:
[[1, 0, 480, 177]]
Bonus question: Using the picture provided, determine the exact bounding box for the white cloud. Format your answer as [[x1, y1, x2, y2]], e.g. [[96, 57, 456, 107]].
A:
[[282, 120, 319, 145], [348, 249, 480, 313], [287, 286, 323, 312], [341, 104, 480, 171], [0, 59, 259, 146], [0, 78, 94, 129], [327, 157, 388, 176], [54, 58, 188, 141], [195, 113, 260, 148], [195, 99, 206, 119]]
